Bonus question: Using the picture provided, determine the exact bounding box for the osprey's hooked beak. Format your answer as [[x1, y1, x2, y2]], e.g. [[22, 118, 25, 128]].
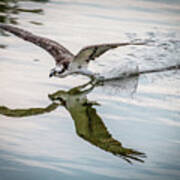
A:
[[49, 70, 55, 78], [49, 71, 56, 78]]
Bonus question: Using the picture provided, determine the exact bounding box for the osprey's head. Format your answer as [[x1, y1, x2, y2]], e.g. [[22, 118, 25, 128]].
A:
[[49, 61, 70, 78]]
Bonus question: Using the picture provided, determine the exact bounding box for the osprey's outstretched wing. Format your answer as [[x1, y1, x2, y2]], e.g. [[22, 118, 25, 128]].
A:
[[73, 42, 146, 67], [0, 24, 74, 64]]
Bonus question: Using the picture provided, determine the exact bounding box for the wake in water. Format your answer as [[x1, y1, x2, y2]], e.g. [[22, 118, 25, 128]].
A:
[[93, 62, 180, 96], [88, 31, 180, 95]]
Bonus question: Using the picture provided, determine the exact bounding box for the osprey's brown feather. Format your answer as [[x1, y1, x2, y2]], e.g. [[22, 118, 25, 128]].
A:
[[0, 24, 146, 78]]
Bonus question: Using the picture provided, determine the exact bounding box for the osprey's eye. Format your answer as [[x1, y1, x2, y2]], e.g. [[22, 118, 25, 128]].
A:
[[56, 65, 65, 74]]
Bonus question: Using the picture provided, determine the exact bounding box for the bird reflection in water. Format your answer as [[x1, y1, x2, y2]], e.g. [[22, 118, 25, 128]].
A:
[[0, 75, 146, 164], [1, 64, 180, 163]]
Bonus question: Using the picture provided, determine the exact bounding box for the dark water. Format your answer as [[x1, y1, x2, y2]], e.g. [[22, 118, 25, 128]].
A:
[[0, 0, 180, 179]]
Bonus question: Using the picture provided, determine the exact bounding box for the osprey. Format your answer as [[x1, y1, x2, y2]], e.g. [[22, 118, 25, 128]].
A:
[[0, 24, 145, 79]]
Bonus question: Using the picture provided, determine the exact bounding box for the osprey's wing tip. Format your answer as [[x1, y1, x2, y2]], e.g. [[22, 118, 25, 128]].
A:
[[73, 41, 146, 66], [0, 24, 74, 64]]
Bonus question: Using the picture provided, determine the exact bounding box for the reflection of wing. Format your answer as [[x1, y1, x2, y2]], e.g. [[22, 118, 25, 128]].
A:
[[71, 103, 145, 163], [73, 42, 145, 67], [0, 103, 59, 117], [0, 24, 74, 64], [49, 84, 146, 163]]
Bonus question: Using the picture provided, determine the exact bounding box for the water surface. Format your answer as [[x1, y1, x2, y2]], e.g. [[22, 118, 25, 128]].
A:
[[0, 0, 180, 179]]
